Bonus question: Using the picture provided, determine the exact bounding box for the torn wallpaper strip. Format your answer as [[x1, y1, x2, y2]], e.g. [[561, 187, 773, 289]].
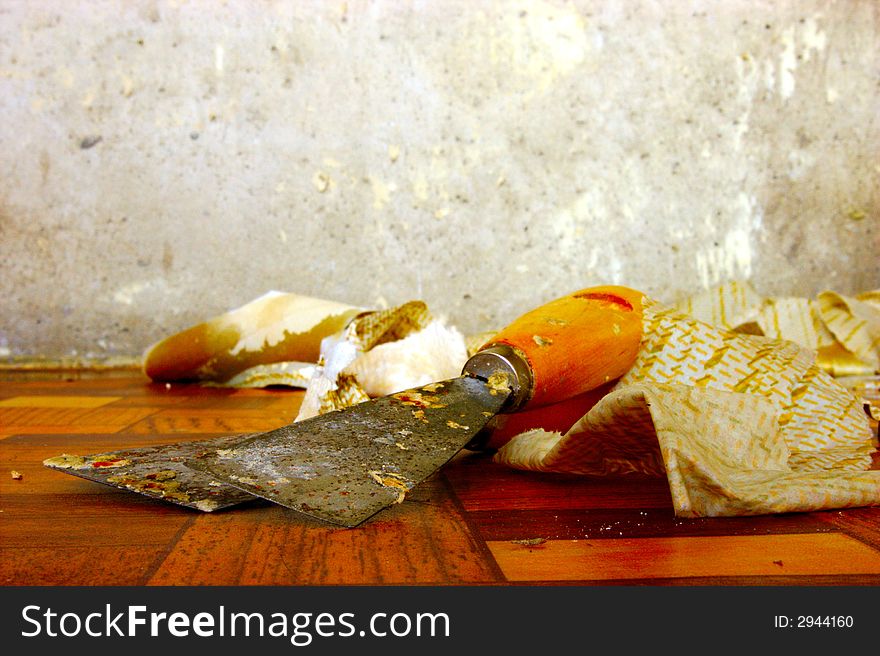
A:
[[143, 291, 362, 383], [673, 282, 880, 377], [294, 300, 468, 420], [142, 292, 471, 418]]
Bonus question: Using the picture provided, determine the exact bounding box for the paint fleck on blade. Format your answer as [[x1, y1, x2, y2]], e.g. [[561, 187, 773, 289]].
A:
[[391, 388, 449, 409], [367, 470, 411, 504]]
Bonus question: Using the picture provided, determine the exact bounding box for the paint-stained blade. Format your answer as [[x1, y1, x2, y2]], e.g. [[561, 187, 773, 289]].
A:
[[43, 435, 260, 511], [188, 376, 510, 526]]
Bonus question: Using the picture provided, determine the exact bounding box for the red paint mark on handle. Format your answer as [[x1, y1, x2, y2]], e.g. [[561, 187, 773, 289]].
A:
[[573, 292, 634, 311]]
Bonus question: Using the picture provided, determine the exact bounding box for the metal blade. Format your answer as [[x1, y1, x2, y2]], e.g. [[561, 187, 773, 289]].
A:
[[43, 435, 260, 511], [187, 375, 510, 526]]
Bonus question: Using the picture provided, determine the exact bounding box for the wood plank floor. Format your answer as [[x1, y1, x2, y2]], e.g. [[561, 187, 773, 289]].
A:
[[2, 370, 879, 586]]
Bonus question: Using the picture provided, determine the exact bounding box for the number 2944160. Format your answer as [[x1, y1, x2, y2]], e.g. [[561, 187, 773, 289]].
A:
[[774, 616, 853, 628]]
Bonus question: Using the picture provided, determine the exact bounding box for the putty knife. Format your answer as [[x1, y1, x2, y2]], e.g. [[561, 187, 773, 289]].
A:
[[188, 286, 646, 526]]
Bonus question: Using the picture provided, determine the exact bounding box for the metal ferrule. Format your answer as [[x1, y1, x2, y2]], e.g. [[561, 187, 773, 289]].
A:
[[461, 344, 533, 413]]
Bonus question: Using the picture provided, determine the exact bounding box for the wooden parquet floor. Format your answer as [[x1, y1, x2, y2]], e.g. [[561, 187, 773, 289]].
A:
[[3, 370, 880, 586]]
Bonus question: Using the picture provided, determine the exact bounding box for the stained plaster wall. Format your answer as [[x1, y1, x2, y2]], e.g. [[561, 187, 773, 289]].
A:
[[1, 0, 878, 360]]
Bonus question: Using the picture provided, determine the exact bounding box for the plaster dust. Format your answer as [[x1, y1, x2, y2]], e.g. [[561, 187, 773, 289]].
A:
[[0, 0, 877, 360]]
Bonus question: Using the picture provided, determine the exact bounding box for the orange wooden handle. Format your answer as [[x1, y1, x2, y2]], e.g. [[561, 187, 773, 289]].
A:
[[483, 285, 645, 409]]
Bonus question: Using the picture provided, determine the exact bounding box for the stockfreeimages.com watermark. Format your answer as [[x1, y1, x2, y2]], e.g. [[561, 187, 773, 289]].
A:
[[21, 604, 450, 646]]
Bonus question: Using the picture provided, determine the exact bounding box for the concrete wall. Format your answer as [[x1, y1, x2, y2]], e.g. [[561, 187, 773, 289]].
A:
[[1, 0, 878, 360]]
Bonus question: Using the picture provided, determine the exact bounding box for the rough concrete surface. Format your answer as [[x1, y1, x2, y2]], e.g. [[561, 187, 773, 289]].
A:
[[0, 0, 878, 360]]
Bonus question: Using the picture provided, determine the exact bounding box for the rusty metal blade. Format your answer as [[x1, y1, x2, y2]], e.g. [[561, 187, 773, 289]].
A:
[[43, 435, 260, 511], [187, 376, 509, 526]]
